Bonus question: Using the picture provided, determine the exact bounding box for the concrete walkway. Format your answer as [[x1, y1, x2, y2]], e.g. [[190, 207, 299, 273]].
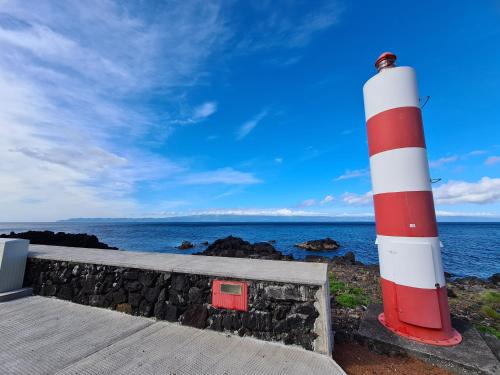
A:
[[0, 296, 345, 375]]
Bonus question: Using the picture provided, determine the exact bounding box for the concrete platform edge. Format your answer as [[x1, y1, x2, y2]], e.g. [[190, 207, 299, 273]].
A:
[[357, 304, 500, 375], [0, 288, 33, 302]]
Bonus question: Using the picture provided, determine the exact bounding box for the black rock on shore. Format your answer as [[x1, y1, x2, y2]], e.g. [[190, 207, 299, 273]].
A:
[[305, 251, 359, 265], [177, 241, 194, 250], [0, 231, 118, 250], [295, 238, 340, 251], [195, 236, 294, 261]]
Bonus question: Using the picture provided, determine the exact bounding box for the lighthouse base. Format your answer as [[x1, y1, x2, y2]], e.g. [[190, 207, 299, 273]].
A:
[[378, 313, 462, 346], [358, 304, 500, 375]]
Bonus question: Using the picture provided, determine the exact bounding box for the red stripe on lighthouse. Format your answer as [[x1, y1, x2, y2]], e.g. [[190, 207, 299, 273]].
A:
[[367, 107, 426, 156], [379, 278, 460, 346], [373, 191, 438, 237], [380, 277, 443, 329]]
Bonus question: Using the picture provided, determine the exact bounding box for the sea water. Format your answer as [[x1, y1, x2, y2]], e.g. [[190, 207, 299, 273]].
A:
[[0, 222, 498, 278]]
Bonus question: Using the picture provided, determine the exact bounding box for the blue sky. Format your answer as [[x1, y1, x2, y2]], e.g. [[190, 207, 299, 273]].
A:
[[0, 0, 499, 221]]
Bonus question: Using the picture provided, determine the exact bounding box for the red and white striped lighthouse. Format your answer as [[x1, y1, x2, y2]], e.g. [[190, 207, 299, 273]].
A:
[[363, 52, 462, 346]]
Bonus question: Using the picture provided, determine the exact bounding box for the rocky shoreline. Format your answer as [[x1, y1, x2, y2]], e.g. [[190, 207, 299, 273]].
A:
[[0, 230, 119, 249], [195, 235, 294, 261], [193, 236, 499, 345], [5, 231, 498, 345]]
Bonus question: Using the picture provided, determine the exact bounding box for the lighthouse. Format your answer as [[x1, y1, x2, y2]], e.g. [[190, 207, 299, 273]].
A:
[[362, 53, 462, 346]]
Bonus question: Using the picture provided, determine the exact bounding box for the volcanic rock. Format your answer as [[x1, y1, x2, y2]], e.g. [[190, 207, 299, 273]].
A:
[[177, 241, 194, 250], [488, 273, 500, 286], [295, 238, 340, 252], [182, 304, 208, 329], [0, 230, 118, 249], [331, 251, 356, 265], [304, 255, 331, 263], [195, 236, 293, 261]]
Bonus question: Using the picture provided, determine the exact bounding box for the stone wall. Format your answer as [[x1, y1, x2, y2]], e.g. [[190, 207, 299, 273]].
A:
[[24, 258, 322, 351]]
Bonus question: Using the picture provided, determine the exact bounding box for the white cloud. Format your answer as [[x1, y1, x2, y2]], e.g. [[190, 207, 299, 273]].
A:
[[429, 155, 458, 168], [335, 169, 369, 181], [11, 146, 128, 174], [193, 101, 217, 120], [433, 177, 500, 204], [300, 199, 317, 207], [146, 208, 373, 218], [174, 101, 218, 125], [236, 110, 267, 140], [342, 191, 373, 206], [466, 150, 487, 157], [320, 195, 334, 204], [274, 157, 283, 164], [436, 210, 499, 218], [339, 178, 500, 207], [0, 1, 229, 220], [179, 168, 262, 185], [485, 156, 500, 166], [238, 2, 343, 51], [144, 207, 500, 219]]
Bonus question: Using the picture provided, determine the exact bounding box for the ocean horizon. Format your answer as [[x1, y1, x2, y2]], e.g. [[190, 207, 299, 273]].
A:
[[2, 221, 498, 279]]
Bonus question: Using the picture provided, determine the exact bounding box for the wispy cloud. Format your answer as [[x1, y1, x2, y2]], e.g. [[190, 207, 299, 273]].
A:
[[274, 157, 283, 164], [300, 199, 317, 207], [236, 110, 267, 140], [429, 155, 458, 168], [0, 0, 228, 220], [194, 102, 217, 119], [433, 177, 500, 204], [237, 1, 343, 51], [213, 188, 245, 200], [342, 191, 373, 206], [298, 194, 336, 207], [266, 56, 302, 67], [320, 195, 334, 205], [179, 168, 262, 185], [485, 156, 500, 166], [172, 101, 218, 125], [466, 150, 487, 157], [335, 169, 370, 181]]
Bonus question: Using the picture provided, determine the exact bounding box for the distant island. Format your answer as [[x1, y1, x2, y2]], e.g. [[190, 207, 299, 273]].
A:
[[59, 215, 500, 223]]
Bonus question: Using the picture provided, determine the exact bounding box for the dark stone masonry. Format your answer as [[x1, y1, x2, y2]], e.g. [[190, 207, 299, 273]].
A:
[[23, 258, 320, 351]]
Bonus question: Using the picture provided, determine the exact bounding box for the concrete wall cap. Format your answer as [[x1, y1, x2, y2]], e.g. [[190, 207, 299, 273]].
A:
[[28, 244, 328, 286]]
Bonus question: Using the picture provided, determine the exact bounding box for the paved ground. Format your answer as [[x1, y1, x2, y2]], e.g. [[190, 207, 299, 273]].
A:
[[0, 296, 345, 375]]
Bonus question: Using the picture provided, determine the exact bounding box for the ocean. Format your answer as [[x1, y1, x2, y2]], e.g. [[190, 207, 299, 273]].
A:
[[1, 222, 498, 279]]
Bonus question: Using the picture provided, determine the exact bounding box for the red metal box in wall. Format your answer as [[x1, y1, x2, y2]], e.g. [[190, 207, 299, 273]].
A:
[[212, 280, 248, 311]]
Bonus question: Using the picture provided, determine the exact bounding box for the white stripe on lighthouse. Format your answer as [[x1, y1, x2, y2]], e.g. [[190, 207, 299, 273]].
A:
[[376, 235, 445, 289], [369, 147, 432, 194], [363, 67, 420, 121]]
